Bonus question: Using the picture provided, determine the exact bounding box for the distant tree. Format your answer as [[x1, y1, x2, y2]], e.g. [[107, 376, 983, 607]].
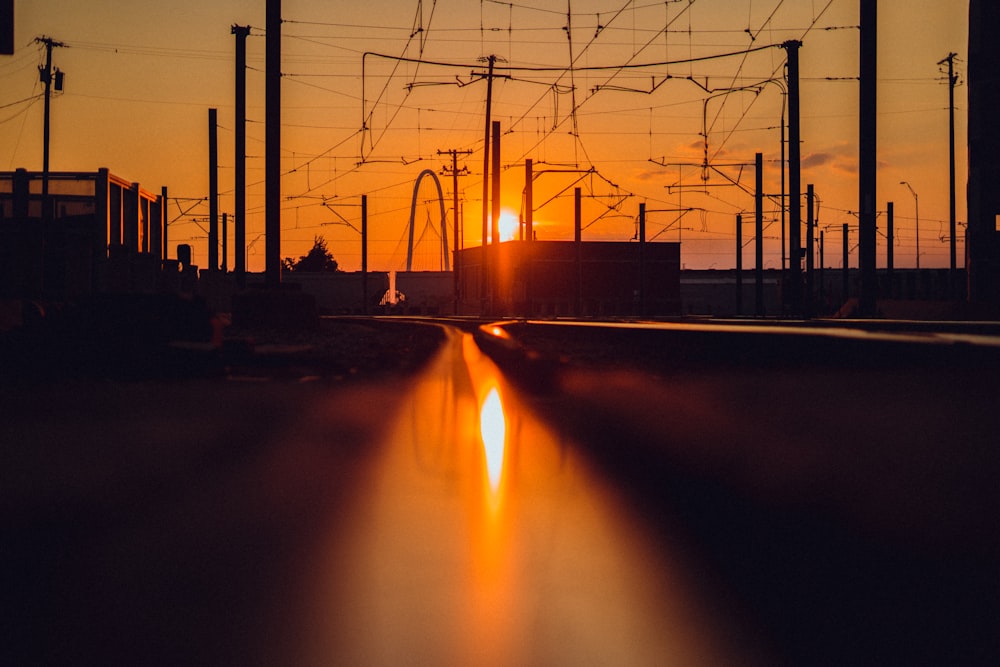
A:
[[283, 236, 340, 273]]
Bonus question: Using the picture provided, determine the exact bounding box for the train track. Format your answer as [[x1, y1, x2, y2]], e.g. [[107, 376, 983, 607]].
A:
[[5, 314, 1000, 663]]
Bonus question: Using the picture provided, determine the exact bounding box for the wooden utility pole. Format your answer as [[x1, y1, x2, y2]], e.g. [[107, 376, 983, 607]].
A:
[[525, 158, 533, 242], [780, 100, 787, 272], [638, 203, 646, 316], [842, 223, 850, 302], [491, 121, 501, 251], [232, 25, 250, 287], [221, 212, 228, 272], [362, 195, 368, 315], [575, 186, 582, 317], [782, 41, 802, 316], [524, 158, 534, 316], [819, 230, 825, 310], [208, 108, 219, 271], [479, 55, 496, 311], [162, 186, 169, 260], [887, 201, 894, 296], [438, 148, 472, 314], [265, 0, 281, 287], [36, 36, 64, 221], [1, 1, 13, 55], [490, 120, 501, 313], [859, 0, 878, 316], [940, 51, 959, 294], [736, 213, 743, 316], [806, 184, 815, 316], [755, 152, 765, 317]]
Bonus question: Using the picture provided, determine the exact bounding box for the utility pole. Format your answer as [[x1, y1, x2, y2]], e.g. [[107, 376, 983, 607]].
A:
[[575, 186, 582, 317], [265, 0, 281, 287], [232, 25, 250, 288], [638, 202, 646, 316], [755, 152, 764, 317], [778, 99, 788, 275], [806, 184, 815, 317], [490, 120, 502, 314], [736, 213, 743, 316], [525, 158, 534, 316], [939, 51, 960, 294], [472, 55, 509, 313], [362, 194, 368, 315], [478, 55, 496, 312], [887, 201, 894, 296], [782, 40, 802, 316], [208, 108, 219, 271], [491, 121, 502, 252], [439, 148, 472, 314], [221, 212, 228, 272], [780, 100, 787, 272], [859, 0, 878, 316], [819, 230, 825, 311], [162, 186, 169, 260], [525, 158, 533, 242], [842, 223, 850, 302], [1, 1, 13, 56], [36, 36, 65, 221]]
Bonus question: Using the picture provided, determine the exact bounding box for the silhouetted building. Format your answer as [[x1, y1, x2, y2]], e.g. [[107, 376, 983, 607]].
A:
[[457, 240, 681, 316], [0, 168, 166, 298], [968, 1, 1000, 309]]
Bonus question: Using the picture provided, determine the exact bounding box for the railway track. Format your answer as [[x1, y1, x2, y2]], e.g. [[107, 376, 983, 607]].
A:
[[5, 314, 999, 664]]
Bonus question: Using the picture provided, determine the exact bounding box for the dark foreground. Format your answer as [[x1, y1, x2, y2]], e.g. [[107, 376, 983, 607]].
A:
[[3, 314, 999, 665]]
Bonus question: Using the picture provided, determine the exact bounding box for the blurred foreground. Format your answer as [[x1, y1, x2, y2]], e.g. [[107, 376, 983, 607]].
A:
[[3, 315, 999, 665]]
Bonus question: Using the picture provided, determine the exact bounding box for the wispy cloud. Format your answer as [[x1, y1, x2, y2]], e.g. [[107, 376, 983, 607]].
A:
[[803, 143, 857, 175]]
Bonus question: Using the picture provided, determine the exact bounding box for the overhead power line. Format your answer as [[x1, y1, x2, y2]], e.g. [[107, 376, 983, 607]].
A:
[[361, 42, 781, 73], [0, 92, 44, 111]]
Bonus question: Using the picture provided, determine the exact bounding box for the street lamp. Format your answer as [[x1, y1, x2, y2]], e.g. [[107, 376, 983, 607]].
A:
[[900, 180, 920, 269]]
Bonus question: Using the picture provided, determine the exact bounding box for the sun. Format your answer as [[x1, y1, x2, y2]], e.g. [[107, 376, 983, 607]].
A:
[[497, 211, 520, 242]]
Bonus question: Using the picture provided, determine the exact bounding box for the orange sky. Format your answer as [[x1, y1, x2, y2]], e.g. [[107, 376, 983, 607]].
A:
[[1, 1, 968, 272]]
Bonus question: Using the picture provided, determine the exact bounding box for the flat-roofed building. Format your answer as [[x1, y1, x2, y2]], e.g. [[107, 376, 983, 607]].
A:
[[0, 168, 166, 297], [456, 240, 681, 317]]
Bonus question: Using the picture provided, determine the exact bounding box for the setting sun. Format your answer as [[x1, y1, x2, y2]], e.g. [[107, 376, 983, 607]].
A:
[[497, 211, 521, 242]]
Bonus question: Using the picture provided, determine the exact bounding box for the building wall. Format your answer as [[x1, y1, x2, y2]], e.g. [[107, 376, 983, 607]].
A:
[[0, 169, 164, 298], [967, 0, 1000, 306], [238, 271, 390, 315], [394, 272, 455, 314], [203, 266, 974, 319], [456, 240, 681, 317], [681, 268, 970, 318]]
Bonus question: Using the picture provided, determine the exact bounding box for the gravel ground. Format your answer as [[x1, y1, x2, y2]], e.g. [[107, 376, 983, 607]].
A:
[[221, 317, 447, 382], [0, 308, 447, 384]]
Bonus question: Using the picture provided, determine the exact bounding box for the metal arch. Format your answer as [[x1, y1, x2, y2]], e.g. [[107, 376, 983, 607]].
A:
[[407, 168, 450, 272]]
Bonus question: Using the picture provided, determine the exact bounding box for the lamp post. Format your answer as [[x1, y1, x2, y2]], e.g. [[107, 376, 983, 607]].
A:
[[900, 180, 920, 269]]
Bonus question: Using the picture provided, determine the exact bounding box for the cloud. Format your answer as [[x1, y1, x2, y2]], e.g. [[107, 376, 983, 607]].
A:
[[678, 139, 704, 157], [802, 142, 858, 175], [633, 167, 663, 183], [802, 152, 835, 169]]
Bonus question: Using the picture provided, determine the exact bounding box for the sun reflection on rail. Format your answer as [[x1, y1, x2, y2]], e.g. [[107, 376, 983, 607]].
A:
[[301, 328, 758, 665], [479, 386, 506, 494]]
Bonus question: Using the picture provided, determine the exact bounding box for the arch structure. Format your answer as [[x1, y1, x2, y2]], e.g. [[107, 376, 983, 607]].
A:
[[406, 168, 450, 272]]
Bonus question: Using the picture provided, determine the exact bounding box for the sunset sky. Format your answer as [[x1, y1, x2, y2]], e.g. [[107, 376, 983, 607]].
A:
[[1, 1, 968, 272]]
